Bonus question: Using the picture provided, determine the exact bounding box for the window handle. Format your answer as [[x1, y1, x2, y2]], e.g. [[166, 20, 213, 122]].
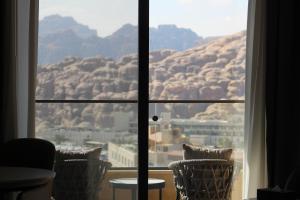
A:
[[152, 116, 158, 121]]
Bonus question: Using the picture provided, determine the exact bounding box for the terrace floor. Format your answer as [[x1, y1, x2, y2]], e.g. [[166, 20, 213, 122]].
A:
[[98, 170, 243, 200]]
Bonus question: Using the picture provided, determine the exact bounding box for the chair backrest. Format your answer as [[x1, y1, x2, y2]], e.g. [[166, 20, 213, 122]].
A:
[[168, 159, 234, 200], [0, 138, 56, 170], [53, 159, 111, 200]]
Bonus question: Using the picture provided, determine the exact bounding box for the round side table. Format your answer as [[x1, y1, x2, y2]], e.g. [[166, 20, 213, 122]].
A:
[[109, 178, 165, 200]]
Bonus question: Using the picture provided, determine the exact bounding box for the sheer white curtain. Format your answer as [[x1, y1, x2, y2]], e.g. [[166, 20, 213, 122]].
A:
[[16, 0, 38, 138], [243, 0, 268, 198]]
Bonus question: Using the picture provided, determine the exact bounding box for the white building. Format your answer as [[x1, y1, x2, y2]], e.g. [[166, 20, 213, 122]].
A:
[[108, 142, 137, 167]]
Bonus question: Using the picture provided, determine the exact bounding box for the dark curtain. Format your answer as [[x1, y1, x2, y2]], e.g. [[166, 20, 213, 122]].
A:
[[266, 0, 300, 188], [0, 0, 18, 144]]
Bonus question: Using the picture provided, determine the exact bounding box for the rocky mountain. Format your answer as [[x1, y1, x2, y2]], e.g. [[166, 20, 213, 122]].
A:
[[149, 25, 201, 51], [36, 31, 246, 131], [38, 15, 204, 64], [39, 15, 97, 38]]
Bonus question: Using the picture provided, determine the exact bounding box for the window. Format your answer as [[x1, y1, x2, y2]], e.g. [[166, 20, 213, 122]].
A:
[[148, 0, 247, 168], [36, 0, 248, 199]]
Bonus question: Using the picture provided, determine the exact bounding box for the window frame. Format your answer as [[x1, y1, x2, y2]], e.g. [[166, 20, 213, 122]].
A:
[[35, 0, 246, 198]]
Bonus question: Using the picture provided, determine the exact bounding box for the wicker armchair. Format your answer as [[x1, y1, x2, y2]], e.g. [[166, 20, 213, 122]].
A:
[[168, 159, 234, 200], [53, 159, 111, 200]]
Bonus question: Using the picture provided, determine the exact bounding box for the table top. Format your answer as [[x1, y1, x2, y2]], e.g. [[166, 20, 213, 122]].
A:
[[109, 178, 165, 189], [0, 166, 55, 191]]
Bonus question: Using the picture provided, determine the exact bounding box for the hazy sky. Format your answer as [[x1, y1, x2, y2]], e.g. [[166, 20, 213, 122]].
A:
[[39, 0, 248, 37]]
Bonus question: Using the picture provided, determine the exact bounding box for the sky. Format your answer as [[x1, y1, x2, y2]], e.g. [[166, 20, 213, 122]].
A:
[[39, 0, 248, 37]]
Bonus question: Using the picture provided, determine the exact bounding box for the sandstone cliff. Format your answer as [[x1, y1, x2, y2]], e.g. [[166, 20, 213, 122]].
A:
[[36, 31, 246, 131]]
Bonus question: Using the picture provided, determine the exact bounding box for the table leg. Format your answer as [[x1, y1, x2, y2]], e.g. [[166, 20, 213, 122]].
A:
[[176, 189, 180, 200], [132, 189, 137, 200], [159, 188, 162, 200], [112, 187, 115, 200]]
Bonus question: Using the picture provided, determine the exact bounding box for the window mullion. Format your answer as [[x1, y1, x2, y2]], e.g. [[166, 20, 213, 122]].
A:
[[138, 0, 149, 199]]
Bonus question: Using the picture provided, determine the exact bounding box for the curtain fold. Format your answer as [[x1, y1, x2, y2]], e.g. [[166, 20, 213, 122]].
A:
[[16, 0, 38, 138], [28, 0, 39, 137], [266, 0, 300, 188], [0, 0, 38, 143], [243, 0, 268, 198], [16, 0, 30, 138], [0, 0, 18, 144]]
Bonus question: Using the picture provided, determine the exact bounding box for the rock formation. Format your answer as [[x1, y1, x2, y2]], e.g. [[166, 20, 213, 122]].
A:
[[36, 31, 246, 131]]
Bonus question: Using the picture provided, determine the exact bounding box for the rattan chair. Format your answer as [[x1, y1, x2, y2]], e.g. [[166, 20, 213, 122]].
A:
[[53, 159, 111, 200], [168, 159, 234, 200]]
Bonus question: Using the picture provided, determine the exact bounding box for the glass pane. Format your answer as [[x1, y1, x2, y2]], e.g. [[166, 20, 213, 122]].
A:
[[149, 1, 247, 198], [38, 0, 139, 199], [36, 103, 138, 199], [149, 103, 244, 199], [36, 103, 138, 167], [149, 103, 244, 166], [37, 0, 138, 100], [149, 0, 248, 100]]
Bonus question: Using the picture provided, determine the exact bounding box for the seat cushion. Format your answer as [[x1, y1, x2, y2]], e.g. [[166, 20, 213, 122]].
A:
[[55, 147, 101, 162], [182, 144, 232, 160]]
